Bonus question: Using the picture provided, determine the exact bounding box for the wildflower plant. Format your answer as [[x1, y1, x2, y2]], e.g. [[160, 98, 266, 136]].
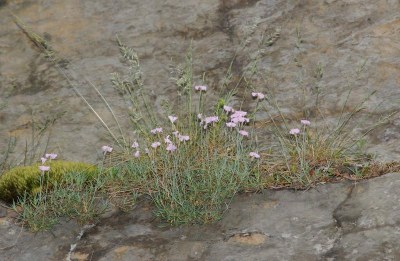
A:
[[4, 157, 102, 231], [15, 168, 106, 231], [8, 21, 261, 226], [126, 89, 260, 223], [104, 45, 262, 224], [252, 65, 397, 189]]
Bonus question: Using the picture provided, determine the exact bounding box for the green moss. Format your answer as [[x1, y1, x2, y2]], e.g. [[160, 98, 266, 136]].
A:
[[0, 161, 98, 203]]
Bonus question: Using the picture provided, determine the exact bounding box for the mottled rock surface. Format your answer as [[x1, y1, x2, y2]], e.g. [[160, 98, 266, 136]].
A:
[[1, 1, 400, 260], [1, 173, 400, 260]]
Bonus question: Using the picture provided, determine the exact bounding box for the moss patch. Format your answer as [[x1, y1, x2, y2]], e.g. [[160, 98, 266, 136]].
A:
[[0, 160, 98, 203]]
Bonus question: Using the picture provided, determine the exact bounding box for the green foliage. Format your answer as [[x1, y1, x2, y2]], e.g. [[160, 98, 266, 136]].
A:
[[15, 170, 107, 232], [0, 161, 98, 202], [150, 151, 253, 224], [111, 117, 258, 224], [14, 193, 59, 232], [105, 45, 259, 224], [102, 162, 146, 212]]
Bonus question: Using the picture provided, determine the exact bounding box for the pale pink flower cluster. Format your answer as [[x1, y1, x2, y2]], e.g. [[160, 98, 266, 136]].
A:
[[239, 130, 249, 137], [194, 85, 207, 92], [151, 141, 161, 148], [226, 122, 236, 128], [223, 106, 252, 136], [131, 141, 140, 157], [168, 115, 178, 123], [178, 134, 190, 142], [139, 90, 266, 158], [231, 110, 247, 118], [164, 135, 172, 144], [45, 153, 57, 160], [150, 127, 163, 134], [252, 92, 265, 100], [289, 120, 311, 135], [172, 131, 190, 142], [205, 116, 219, 124], [39, 165, 50, 172], [144, 130, 191, 155], [249, 152, 260, 159], [166, 143, 177, 152], [200, 115, 219, 129], [223, 105, 234, 113], [162, 135, 177, 152], [230, 110, 250, 124], [101, 145, 113, 153], [39, 152, 57, 172]]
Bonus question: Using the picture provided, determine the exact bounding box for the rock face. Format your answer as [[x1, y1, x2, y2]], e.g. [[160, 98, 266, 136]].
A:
[[1, 1, 400, 260], [0, 0, 400, 163], [1, 173, 400, 260]]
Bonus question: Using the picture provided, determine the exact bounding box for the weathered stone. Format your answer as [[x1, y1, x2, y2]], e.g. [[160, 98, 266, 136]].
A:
[[1, 0, 400, 260], [0, 204, 7, 218]]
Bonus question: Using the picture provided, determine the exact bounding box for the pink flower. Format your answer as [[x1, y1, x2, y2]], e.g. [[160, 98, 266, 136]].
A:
[[223, 105, 233, 113], [45, 153, 57, 160], [205, 117, 214, 124], [203, 116, 219, 129], [239, 130, 249, 136], [197, 113, 203, 120], [164, 135, 172, 144], [150, 127, 163, 134], [151, 142, 161, 148], [41, 157, 47, 164], [289, 128, 300, 135], [134, 150, 140, 158], [252, 92, 265, 100], [231, 116, 250, 124], [249, 152, 260, 159], [301, 120, 311, 125], [178, 134, 190, 142], [168, 115, 178, 123], [166, 143, 177, 152], [226, 122, 237, 128], [131, 141, 139, 148], [205, 116, 219, 124], [39, 165, 50, 172], [231, 110, 247, 118], [172, 131, 180, 137], [101, 145, 113, 153], [194, 85, 207, 92], [230, 111, 249, 124]]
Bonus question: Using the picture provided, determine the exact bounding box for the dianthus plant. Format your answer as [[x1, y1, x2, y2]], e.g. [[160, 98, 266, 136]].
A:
[[111, 46, 262, 224]]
